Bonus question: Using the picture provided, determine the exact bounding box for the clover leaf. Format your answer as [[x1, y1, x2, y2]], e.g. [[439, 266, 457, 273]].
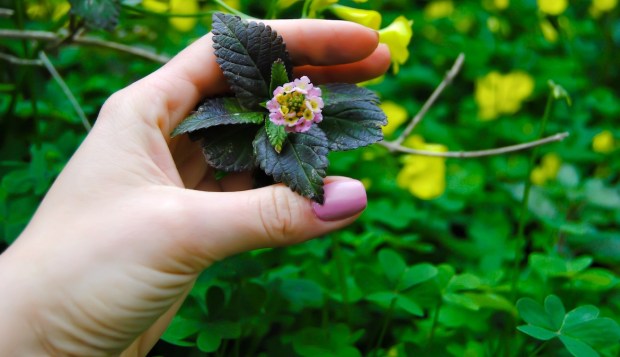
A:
[[517, 295, 620, 357], [173, 13, 387, 202]]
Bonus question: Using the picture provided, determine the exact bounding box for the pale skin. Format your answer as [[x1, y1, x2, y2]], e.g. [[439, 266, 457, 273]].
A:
[[0, 20, 391, 356]]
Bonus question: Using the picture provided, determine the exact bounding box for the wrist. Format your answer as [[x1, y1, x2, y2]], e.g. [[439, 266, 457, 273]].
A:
[[0, 244, 49, 355]]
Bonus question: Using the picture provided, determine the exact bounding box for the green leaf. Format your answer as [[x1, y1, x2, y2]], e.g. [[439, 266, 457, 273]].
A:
[[545, 295, 566, 330], [196, 331, 221, 353], [172, 97, 265, 137], [563, 305, 600, 327], [212, 13, 293, 109], [517, 325, 558, 341], [270, 59, 290, 94], [199, 124, 260, 172], [378, 248, 406, 285], [69, 0, 120, 31], [278, 278, 324, 309], [254, 127, 329, 203], [396, 295, 424, 316], [517, 297, 556, 330], [559, 335, 600, 357], [319, 84, 386, 151], [398, 263, 438, 291], [265, 118, 287, 153]]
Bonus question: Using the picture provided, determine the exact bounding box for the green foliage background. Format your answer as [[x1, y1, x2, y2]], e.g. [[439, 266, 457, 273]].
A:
[[1, 0, 619, 356]]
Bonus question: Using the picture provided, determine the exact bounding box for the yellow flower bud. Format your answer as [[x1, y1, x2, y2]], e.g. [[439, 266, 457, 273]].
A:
[[329, 5, 382, 30]]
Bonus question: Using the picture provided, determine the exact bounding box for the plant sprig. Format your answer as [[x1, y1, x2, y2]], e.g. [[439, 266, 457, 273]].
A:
[[173, 13, 387, 203]]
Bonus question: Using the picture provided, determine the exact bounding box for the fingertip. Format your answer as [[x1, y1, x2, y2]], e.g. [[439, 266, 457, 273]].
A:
[[312, 179, 367, 221]]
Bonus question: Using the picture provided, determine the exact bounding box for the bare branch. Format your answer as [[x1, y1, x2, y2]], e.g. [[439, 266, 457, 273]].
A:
[[379, 132, 569, 158], [39, 51, 92, 132], [393, 53, 466, 146], [0, 52, 43, 66], [0, 8, 14, 17], [0, 29, 170, 63]]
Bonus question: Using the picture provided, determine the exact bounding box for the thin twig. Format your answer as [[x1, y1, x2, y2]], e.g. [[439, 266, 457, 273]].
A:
[[393, 53, 466, 146], [0, 52, 43, 66], [0, 8, 14, 17], [378, 132, 569, 158], [0, 29, 170, 63], [38, 51, 92, 132]]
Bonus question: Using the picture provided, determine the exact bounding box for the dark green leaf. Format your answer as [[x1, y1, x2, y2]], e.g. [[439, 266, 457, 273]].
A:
[[563, 318, 620, 348], [319, 84, 386, 151], [270, 59, 290, 93], [212, 13, 293, 109], [265, 118, 287, 153], [69, 0, 120, 31], [563, 305, 600, 327], [199, 124, 259, 172], [254, 127, 329, 203], [172, 97, 264, 137]]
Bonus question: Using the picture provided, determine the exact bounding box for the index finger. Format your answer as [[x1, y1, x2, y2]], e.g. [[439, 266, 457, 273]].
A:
[[137, 19, 382, 130]]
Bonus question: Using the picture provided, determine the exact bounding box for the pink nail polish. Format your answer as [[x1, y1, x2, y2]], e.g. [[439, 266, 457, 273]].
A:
[[312, 180, 367, 221]]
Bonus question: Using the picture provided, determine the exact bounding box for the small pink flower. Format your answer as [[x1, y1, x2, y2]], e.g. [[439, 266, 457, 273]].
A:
[[266, 76, 324, 133]]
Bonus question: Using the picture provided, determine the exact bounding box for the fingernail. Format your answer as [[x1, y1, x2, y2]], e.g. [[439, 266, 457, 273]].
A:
[[312, 180, 367, 221]]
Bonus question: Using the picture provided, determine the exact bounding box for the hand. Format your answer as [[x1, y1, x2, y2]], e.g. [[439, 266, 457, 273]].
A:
[[0, 20, 390, 356]]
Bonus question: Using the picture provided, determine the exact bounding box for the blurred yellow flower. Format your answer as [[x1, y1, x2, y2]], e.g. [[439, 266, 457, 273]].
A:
[[424, 1, 454, 20], [397, 136, 447, 200], [530, 153, 561, 185], [329, 4, 382, 30], [380, 101, 408, 137], [593, 0, 618, 11], [169, 0, 199, 32], [475, 71, 535, 120], [142, 0, 169, 13], [537, 0, 568, 15], [27, 0, 70, 20], [494, 0, 510, 10], [592, 130, 615, 153], [379, 16, 414, 74]]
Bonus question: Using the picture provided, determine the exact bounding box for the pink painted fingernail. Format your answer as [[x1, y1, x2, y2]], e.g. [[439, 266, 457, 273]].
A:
[[312, 180, 367, 221]]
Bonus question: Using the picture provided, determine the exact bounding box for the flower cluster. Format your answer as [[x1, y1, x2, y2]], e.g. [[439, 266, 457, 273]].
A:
[[266, 76, 324, 133]]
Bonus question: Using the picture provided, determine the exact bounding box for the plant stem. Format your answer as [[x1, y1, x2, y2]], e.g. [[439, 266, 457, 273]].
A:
[[212, 0, 254, 19], [379, 132, 569, 158], [301, 0, 312, 18], [332, 236, 351, 323], [121, 4, 216, 18], [427, 300, 442, 347], [510, 91, 555, 299], [38, 51, 92, 132], [374, 297, 397, 354], [529, 341, 549, 357], [0, 29, 170, 63], [393, 53, 465, 146]]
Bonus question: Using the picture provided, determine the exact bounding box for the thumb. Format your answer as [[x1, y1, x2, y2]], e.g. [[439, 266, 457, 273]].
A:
[[178, 177, 367, 262]]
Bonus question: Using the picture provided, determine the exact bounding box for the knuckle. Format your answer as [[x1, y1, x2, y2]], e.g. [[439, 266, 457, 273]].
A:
[[257, 186, 305, 246]]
